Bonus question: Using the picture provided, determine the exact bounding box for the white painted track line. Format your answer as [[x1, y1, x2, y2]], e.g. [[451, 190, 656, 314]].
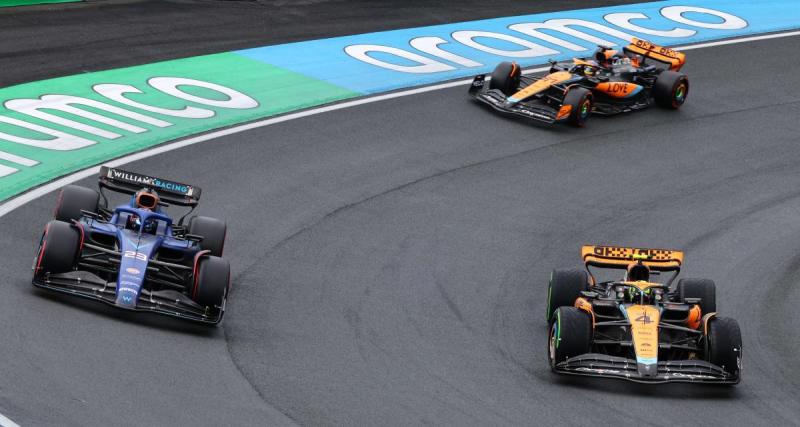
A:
[[0, 28, 798, 427], [0, 412, 20, 427], [1, 29, 799, 223]]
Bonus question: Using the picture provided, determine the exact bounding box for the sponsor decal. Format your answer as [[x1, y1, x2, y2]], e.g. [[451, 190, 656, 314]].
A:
[[666, 372, 716, 380], [575, 367, 624, 375], [592, 245, 679, 261], [125, 267, 141, 275], [118, 287, 138, 294], [110, 169, 191, 195], [0, 55, 358, 202], [239, 1, 800, 95], [0, 1, 798, 202]]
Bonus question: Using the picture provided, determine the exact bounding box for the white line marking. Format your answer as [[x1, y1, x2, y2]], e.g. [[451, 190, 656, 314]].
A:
[[0, 30, 799, 220], [0, 413, 20, 427], [0, 29, 798, 427]]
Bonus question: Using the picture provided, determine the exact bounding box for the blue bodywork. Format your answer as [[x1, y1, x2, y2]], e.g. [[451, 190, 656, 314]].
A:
[[33, 195, 224, 323], [85, 197, 196, 309], [33, 166, 225, 324]]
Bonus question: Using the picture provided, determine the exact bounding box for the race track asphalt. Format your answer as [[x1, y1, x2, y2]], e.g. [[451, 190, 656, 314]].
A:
[[0, 0, 641, 87], [1, 3, 799, 427]]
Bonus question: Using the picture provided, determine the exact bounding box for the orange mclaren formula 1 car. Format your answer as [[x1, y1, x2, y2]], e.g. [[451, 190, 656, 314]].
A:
[[545, 245, 741, 384], [468, 38, 688, 126]]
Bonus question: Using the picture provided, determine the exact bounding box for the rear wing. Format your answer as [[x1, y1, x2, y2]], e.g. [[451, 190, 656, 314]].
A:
[[98, 166, 201, 207], [623, 38, 685, 71], [582, 244, 683, 272]]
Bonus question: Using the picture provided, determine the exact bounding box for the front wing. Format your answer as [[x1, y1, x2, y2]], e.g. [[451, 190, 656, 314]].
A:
[[468, 75, 560, 124], [553, 353, 739, 384], [33, 270, 223, 324]]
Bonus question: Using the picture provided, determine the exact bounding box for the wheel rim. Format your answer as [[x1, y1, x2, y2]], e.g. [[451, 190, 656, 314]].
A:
[[548, 322, 558, 365], [580, 99, 591, 118], [674, 84, 686, 103]]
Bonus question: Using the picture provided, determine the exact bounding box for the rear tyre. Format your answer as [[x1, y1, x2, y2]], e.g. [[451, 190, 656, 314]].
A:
[[706, 316, 742, 379], [189, 216, 227, 257], [548, 307, 592, 367], [562, 87, 593, 127], [653, 71, 689, 109], [54, 185, 99, 222], [489, 61, 521, 96], [546, 269, 589, 321], [192, 256, 230, 308], [34, 220, 80, 276], [677, 278, 716, 314]]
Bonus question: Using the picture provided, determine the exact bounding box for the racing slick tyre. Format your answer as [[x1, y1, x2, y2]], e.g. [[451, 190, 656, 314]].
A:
[[706, 316, 742, 379], [562, 87, 593, 127], [192, 255, 230, 308], [34, 220, 80, 276], [189, 216, 227, 257], [546, 269, 589, 321], [653, 71, 689, 109], [489, 61, 521, 96], [676, 278, 716, 315], [54, 185, 99, 222], [548, 307, 592, 367]]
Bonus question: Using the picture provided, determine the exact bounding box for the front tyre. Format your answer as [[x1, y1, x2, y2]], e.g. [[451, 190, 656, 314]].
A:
[[34, 220, 80, 277], [189, 216, 227, 257], [54, 185, 99, 222], [192, 255, 230, 309], [676, 278, 716, 315], [706, 316, 742, 380], [548, 307, 592, 367], [546, 269, 589, 321], [489, 61, 521, 96], [562, 87, 593, 127], [653, 71, 689, 109]]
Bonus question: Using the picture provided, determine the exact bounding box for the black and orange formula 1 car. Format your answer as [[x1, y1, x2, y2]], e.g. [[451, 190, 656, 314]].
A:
[[545, 245, 741, 384], [468, 38, 689, 126]]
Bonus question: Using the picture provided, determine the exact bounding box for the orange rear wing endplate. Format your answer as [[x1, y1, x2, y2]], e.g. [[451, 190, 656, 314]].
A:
[[582, 245, 683, 271], [623, 38, 685, 71]]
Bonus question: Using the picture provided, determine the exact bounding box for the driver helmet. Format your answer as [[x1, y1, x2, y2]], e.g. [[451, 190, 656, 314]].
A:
[[134, 189, 159, 211], [627, 262, 650, 282], [126, 213, 141, 231], [624, 285, 656, 304]]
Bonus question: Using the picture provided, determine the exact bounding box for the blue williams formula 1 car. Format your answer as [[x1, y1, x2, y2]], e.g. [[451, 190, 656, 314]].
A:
[[32, 166, 230, 324]]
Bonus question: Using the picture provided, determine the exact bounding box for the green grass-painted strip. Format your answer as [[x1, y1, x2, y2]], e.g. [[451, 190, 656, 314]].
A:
[[0, 0, 81, 7], [0, 52, 360, 201]]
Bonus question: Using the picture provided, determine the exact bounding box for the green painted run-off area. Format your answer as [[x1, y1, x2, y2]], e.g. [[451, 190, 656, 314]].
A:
[[0, 0, 81, 7], [0, 53, 359, 201], [1, 0, 799, 203]]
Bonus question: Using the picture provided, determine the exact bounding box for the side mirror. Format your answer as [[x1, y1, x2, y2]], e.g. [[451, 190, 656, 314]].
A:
[[80, 209, 103, 220], [185, 233, 204, 243]]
